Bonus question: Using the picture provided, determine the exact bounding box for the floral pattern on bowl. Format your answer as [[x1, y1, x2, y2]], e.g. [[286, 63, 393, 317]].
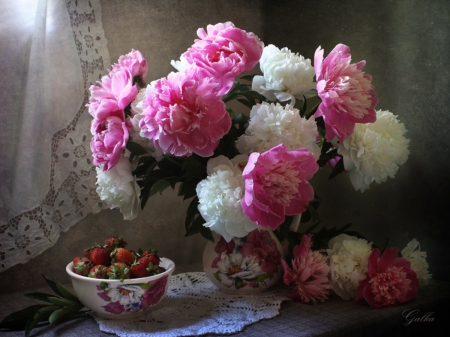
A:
[[97, 275, 168, 315]]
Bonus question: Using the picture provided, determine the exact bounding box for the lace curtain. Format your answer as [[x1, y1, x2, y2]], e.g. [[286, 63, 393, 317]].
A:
[[0, 0, 109, 272]]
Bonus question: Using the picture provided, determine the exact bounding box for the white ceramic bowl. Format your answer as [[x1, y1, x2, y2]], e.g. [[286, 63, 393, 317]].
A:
[[66, 257, 175, 319]]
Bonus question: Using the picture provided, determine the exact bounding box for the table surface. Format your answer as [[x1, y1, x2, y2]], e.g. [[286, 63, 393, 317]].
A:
[[1, 264, 448, 337]]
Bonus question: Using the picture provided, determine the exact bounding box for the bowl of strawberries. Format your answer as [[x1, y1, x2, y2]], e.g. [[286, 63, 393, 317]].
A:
[[66, 236, 175, 319]]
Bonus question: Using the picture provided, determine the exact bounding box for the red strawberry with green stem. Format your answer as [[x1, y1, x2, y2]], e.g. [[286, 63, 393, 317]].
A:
[[88, 265, 108, 279], [86, 245, 110, 266], [73, 257, 93, 276], [111, 247, 135, 265], [107, 262, 131, 280], [104, 236, 128, 252]]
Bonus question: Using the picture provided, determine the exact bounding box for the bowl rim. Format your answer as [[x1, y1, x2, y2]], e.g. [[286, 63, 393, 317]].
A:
[[66, 257, 175, 284]]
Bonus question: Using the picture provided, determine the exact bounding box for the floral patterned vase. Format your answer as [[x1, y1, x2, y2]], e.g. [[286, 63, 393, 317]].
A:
[[203, 228, 285, 294]]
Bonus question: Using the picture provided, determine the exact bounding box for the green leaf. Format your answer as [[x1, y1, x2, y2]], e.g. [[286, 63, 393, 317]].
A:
[[48, 305, 84, 325], [237, 98, 254, 109], [41, 274, 64, 298], [0, 305, 47, 330], [200, 226, 214, 242], [185, 215, 205, 237], [239, 74, 257, 82], [126, 140, 148, 156], [55, 281, 80, 303], [140, 185, 152, 209], [23, 292, 55, 303], [178, 178, 200, 199], [25, 306, 59, 337], [47, 296, 79, 307], [304, 221, 321, 234], [185, 197, 199, 230], [149, 180, 171, 197]]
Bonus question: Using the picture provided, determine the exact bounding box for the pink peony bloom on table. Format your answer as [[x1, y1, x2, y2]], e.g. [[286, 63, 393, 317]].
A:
[[91, 111, 129, 171], [139, 67, 231, 157], [241, 144, 318, 230], [240, 228, 281, 273], [355, 248, 419, 308], [314, 44, 378, 142], [116, 49, 149, 79], [281, 234, 331, 303], [181, 22, 264, 96]]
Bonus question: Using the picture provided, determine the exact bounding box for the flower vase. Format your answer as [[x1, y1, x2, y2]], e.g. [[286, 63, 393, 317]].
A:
[[203, 228, 285, 294]]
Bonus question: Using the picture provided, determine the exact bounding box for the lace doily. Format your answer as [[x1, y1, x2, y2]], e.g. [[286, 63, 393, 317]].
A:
[[93, 272, 289, 337]]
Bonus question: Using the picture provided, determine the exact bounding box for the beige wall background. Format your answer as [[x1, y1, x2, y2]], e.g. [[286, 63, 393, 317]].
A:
[[1, 0, 449, 292]]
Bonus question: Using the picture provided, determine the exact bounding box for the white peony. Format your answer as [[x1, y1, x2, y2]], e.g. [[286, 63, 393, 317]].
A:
[[128, 87, 164, 160], [327, 234, 373, 300], [96, 157, 141, 220], [236, 102, 320, 158], [196, 155, 258, 242], [401, 239, 431, 286], [338, 109, 410, 192], [170, 54, 190, 72], [252, 44, 315, 103]]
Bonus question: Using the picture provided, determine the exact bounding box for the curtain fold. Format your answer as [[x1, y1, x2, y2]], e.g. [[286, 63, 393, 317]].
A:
[[0, 0, 110, 272]]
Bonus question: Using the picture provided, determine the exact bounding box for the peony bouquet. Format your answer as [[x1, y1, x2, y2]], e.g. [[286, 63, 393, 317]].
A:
[[88, 22, 428, 307]]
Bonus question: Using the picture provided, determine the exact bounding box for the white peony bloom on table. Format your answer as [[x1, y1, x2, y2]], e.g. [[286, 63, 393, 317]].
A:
[[96, 157, 141, 220], [401, 239, 432, 286], [196, 155, 258, 242], [236, 102, 320, 159], [327, 234, 373, 300], [338, 109, 410, 192], [252, 44, 316, 103]]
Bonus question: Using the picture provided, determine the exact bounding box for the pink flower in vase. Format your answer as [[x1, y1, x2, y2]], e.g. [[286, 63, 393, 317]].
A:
[[139, 66, 231, 157], [241, 144, 318, 230], [90, 110, 129, 171], [314, 44, 378, 142], [212, 236, 236, 268], [182, 22, 264, 96], [281, 234, 331, 304], [240, 229, 281, 273], [355, 248, 419, 308], [116, 49, 149, 79]]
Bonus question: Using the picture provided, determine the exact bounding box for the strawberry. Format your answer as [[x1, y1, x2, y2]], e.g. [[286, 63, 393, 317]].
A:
[[111, 247, 135, 265], [88, 265, 108, 279], [104, 236, 127, 251], [73, 257, 93, 276], [130, 261, 148, 278], [86, 245, 110, 266], [107, 262, 131, 280], [140, 249, 160, 266]]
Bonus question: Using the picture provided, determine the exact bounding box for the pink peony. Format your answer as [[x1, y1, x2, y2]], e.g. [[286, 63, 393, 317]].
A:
[[139, 67, 231, 157], [240, 229, 281, 273], [281, 234, 331, 303], [141, 275, 169, 309], [91, 111, 129, 171], [314, 44, 378, 142], [183, 22, 264, 96], [356, 248, 419, 308], [241, 144, 318, 230], [116, 49, 149, 79]]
